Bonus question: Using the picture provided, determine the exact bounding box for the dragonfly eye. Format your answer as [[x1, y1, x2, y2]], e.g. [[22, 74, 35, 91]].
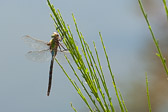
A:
[[51, 32, 59, 38]]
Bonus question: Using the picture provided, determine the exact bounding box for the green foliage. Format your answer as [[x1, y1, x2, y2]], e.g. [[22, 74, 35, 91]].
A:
[[47, 0, 127, 111], [145, 73, 151, 112], [138, 0, 168, 76], [71, 103, 78, 112], [47, 0, 168, 112], [138, 0, 168, 111], [163, 0, 168, 20]]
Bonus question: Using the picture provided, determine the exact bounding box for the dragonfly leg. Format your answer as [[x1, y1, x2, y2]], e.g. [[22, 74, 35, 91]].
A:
[[59, 43, 68, 52], [58, 45, 63, 52]]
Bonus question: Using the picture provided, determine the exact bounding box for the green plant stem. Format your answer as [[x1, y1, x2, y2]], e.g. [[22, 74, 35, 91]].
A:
[[138, 0, 168, 76], [70, 103, 78, 112], [93, 42, 115, 112], [145, 73, 151, 112], [163, 0, 168, 20], [55, 58, 94, 112], [83, 38, 110, 111], [99, 32, 124, 112], [72, 15, 107, 111], [47, 0, 127, 111], [65, 54, 100, 112], [118, 89, 128, 112]]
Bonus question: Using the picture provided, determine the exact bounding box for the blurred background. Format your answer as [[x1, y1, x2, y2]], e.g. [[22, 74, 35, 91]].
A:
[[1, 0, 168, 112]]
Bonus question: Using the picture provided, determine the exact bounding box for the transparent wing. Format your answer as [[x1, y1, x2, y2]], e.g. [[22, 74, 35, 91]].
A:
[[56, 50, 73, 63], [23, 35, 49, 50], [56, 41, 76, 63], [25, 49, 51, 62]]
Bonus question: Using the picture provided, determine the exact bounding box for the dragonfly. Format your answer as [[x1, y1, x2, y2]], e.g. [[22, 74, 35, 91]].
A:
[[23, 32, 69, 96]]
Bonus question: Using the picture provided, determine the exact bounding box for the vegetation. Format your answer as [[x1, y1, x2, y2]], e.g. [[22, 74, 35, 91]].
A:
[[47, 0, 168, 111]]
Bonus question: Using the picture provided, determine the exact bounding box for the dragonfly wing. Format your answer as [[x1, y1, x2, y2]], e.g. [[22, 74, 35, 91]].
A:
[[25, 49, 51, 62], [23, 35, 49, 50], [56, 50, 73, 63]]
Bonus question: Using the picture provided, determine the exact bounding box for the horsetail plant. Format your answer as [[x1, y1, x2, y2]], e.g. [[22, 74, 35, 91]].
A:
[[138, 0, 168, 111], [163, 0, 168, 20], [145, 73, 151, 112], [138, 0, 168, 76], [47, 0, 127, 111]]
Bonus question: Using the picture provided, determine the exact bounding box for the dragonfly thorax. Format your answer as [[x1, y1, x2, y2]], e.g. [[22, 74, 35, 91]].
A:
[[49, 38, 59, 49], [49, 32, 60, 50]]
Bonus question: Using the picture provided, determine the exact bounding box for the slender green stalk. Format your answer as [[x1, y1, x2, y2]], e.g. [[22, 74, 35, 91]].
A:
[[65, 55, 100, 112], [99, 32, 124, 112], [138, 0, 168, 76], [163, 0, 168, 20], [118, 89, 128, 112], [145, 73, 151, 112], [70, 103, 78, 112], [93, 42, 115, 112], [55, 58, 93, 112], [82, 37, 110, 111], [47, 0, 127, 111], [72, 16, 107, 111]]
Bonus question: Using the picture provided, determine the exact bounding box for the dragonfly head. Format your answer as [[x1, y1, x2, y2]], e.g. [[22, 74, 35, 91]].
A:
[[51, 32, 59, 39]]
